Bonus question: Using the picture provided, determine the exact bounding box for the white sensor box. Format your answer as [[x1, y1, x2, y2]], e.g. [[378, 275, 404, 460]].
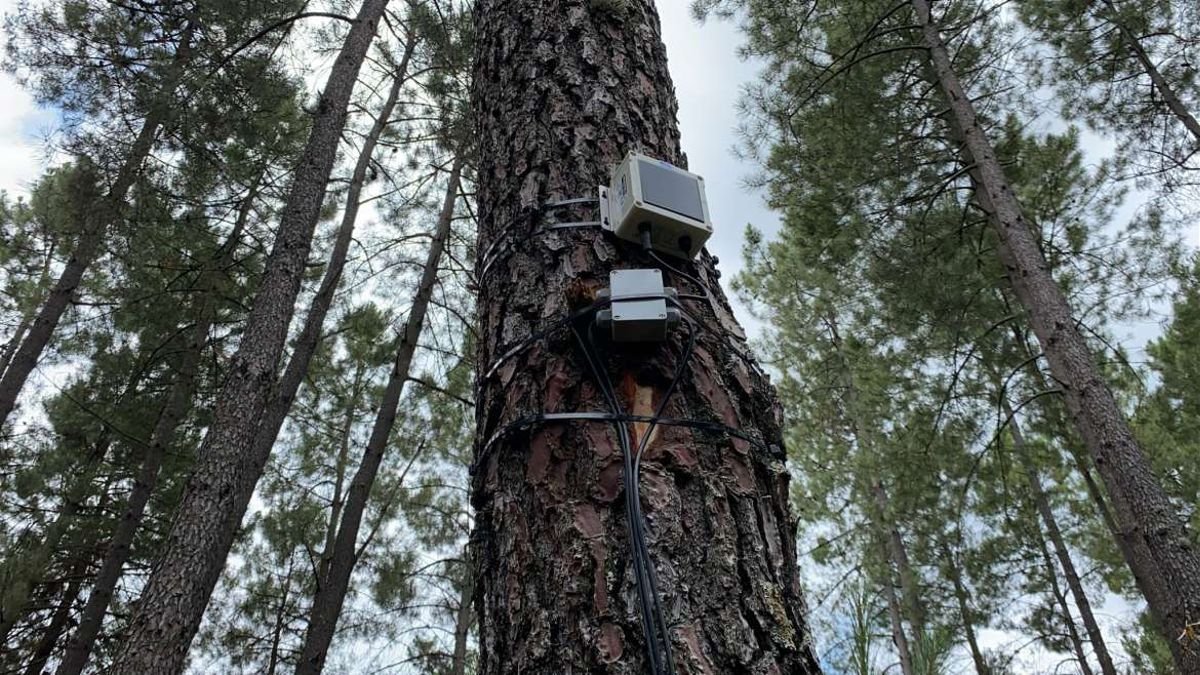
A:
[[599, 152, 712, 259]]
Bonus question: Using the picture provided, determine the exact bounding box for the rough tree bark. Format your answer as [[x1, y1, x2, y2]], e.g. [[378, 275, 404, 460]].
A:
[[912, 2, 1200, 671], [107, 3, 390, 672], [1006, 407, 1116, 675], [295, 157, 463, 675], [469, 0, 821, 671], [55, 180, 260, 675], [246, 28, 416, 500], [0, 22, 195, 430]]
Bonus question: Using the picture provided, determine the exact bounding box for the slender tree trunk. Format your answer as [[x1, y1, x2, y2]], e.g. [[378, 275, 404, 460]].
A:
[[1006, 407, 1116, 675], [0, 347, 156, 641], [248, 32, 415, 497], [882, 547, 916, 675], [469, 0, 821, 670], [450, 555, 475, 675], [874, 484, 926, 636], [266, 557, 297, 675], [0, 247, 54, 379], [295, 157, 463, 675], [55, 181, 259, 675], [0, 313, 33, 381], [1098, 0, 1200, 143], [1003, 311, 1184, 664], [1032, 527, 1096, 675], [912, 4, 1200, 670], [107, 4, 390, 672], [21, 561, 85, 675], [0, 465, 94, 643], [315, 365, 365, 588], [0, 425, 130, 642], [827, 311, 924, 668], [940, 543, 990, 675], [0, 23, 195, 430], [871, 483, 918, 675]]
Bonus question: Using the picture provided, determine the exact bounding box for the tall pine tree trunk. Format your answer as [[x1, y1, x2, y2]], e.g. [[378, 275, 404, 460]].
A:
[[1003, 305, 1186, 665], [1033, 526, 1096, 675], [881, 550, 916, 675], [0, 22, 194, 430], [939, 542, 990, 675], [1097, 0, 1200, 143], [912, 3, 1200, 670], [826, 310, 923, 670], [0, 250, 56, 381], [873, 483, 926, 636], [469, 0, 821, 671], [450, 555, 474, 675], [55, 180, 259, 675], [247, 31, 416, 495], [314, 364, 365, 589], [1005, 407, 1116, 675], [107, 4, 390, 672], [20, 559, 85, 675], [266, 557, 297, 675], [295, 157, 462, 674]]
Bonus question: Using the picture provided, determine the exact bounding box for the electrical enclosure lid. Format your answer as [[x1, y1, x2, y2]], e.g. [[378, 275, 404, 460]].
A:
[[600, 152, 713, 259], [606, 268, 671, 342]]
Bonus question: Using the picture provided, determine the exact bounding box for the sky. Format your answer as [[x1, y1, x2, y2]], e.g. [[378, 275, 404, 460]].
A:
[[0, 0, 1170, 671]]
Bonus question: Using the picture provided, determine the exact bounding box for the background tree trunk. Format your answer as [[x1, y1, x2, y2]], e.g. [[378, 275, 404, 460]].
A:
[[1097, 0, 1200, 143], [0, 22, 194, 430], [295, 157, 462, 675], [450, 554, 474, 675], [107, 3, 390, 672], [1006, 408, 1116, 675], [55, 181, 259, 675], [912, 2, 1200, 670], [468, 0, 821, 671], [940, 542, 990, 675], [20, 560, 85, 675], [246, 29, 415, 498]]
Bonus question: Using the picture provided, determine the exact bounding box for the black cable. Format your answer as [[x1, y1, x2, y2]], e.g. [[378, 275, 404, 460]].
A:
[[626, 319, 694, 675], [483, 293, 690, 381], [472, 412, 775, 467], [648, 249, 712, 303], [476, 196, 602, 281], [570, 323, 664, 675], [581, 318, 688, 675]]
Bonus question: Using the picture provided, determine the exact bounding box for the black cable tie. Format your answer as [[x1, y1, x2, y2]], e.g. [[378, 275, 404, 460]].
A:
[[480, 293, 690, 381], [470, 410, 772, 475], [544, 197, 600, 208], [476, 198, 604, 282]]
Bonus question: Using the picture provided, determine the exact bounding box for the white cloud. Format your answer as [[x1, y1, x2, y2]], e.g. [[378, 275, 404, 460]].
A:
[[0, 0, 55, 198]]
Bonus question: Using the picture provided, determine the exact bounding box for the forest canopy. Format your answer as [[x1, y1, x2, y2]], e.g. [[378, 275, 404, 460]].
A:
[[0, 0, 1197, 673]]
